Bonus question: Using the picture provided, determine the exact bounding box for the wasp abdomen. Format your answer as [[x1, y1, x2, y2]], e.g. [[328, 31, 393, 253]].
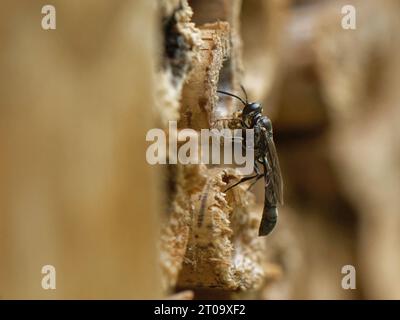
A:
[[258, 205, 278, 236]]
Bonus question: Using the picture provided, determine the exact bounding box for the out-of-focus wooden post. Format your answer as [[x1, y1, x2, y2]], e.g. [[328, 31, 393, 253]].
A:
[[0, 0, 162, 299]]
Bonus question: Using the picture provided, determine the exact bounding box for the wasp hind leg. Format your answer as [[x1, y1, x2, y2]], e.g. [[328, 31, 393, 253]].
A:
[[247, 174, 264, 191], [224, 174, 258, 192], [246, 162, 264, 191], [224, 162, 263, 193]]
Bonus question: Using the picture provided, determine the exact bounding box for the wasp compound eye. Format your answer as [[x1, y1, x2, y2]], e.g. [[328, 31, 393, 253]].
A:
[[243, 103, 262, 117]]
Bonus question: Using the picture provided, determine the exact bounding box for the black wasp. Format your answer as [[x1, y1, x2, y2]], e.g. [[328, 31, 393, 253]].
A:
[[217, 86, 284, 236]]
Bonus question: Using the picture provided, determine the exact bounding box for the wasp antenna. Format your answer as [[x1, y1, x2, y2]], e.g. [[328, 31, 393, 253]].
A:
[[216, 90, 246, 106], [240, 85, 248, 103]]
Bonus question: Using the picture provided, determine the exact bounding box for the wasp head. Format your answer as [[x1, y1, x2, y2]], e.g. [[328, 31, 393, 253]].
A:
[[242, 103, 262, 128]]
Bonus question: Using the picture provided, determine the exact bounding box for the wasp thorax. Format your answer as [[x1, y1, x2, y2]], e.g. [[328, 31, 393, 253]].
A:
[[261, 117, 273, 132]]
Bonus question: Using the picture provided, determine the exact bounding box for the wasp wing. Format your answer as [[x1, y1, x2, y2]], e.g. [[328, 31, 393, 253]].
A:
[[264, 133, 284, 205]]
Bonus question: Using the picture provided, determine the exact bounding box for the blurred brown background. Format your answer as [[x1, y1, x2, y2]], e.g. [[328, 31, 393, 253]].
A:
[[1, 0, 399, 299], [0, 0, 162, 299]]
